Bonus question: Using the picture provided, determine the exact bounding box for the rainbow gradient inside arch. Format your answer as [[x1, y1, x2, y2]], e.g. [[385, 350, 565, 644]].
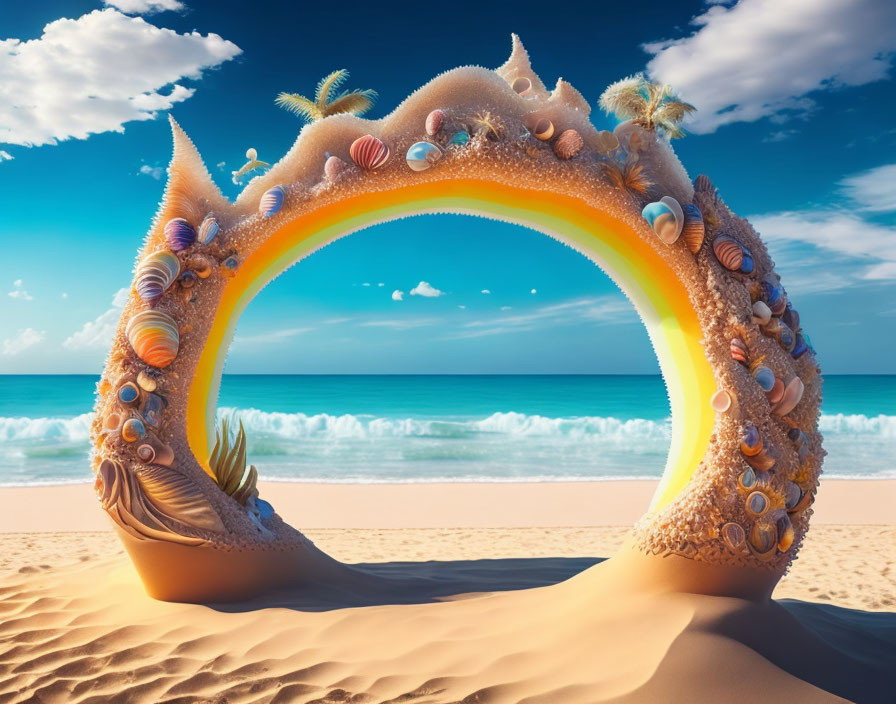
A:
[[187, 179, 717, 514]]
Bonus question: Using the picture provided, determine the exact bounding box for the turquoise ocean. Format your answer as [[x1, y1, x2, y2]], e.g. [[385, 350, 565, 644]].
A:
[[0, 375, 893, 486]]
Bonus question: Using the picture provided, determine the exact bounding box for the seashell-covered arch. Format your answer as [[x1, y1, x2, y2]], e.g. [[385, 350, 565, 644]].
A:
[[91, 36, 823, 602]]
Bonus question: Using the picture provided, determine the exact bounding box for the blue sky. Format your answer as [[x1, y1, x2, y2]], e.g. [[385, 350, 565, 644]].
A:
[[1, 0, 894, 374]]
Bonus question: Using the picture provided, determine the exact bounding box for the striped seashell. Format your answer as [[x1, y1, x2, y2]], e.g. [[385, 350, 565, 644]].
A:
[[164, 218, 196, 252], [135, 464, 224, 532], [324, 155, 347, 180], [135, 251, 180, 305], [694, 174, 715, 196], [730, 337, 748, 364], [552, 129, 583, 159], [405, 141, 443, 172], [712, 235, 743, 271], [761, 276, 786, 314], [681, 204, 705, 254], [511, 76, 532, 95], [642, 197, 684, 244], [350, 135, 390, 170], [126, 309, 179, 368], [259, 185, 285, 218], [773, 377, 804, 417], [425, 109, 445, 136], [197, 216, 218, 245], [533, 119, 554, 141]]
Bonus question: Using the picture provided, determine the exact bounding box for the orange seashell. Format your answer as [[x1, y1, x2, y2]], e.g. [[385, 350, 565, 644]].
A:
[[773, 377, 804, 417], [511, 76, 532, 95], [681, 204, 705, 254], [350, 135, 390, 170], [553, 129, 583, 159], [730, 337, 749, 364], [533, 119, 554, 141], [767, 377, 785, 404], [713, 236, 743, 271], [125, 310, 179, 368], [425, 109, 445, 137]]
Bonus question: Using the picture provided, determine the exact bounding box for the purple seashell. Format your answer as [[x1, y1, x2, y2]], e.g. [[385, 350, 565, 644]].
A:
[[782, 303, 800, 331], [164, 218, 196, 252], [259, 185, 285, 218]]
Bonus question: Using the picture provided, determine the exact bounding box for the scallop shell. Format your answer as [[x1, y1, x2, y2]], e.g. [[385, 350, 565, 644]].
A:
[[681, 204, 705, 254], [121, 417, 146, 443], [164, 218, 196, 252], [125, 310, 179, 368], [135, 251, 180, 305], [752, 301, 772, 326], [713, 236, 743, 271], [552, 129, 583, 159], [198, 216, 218, 245], [511, 76, 532, 95], [448, 130, 470, 147], [721, 522, 746, 551], [425, 109, 445, 137], [774, 377, 804, 417], [405, 141, 443, 172], [710, 389, 732, 413], [533, 119, 554, 141], [745, 491, 770, 518], [350, 135, 390, 170], [730, 337, 749, 364], [259, 185, 285, 218], [324, 155, 347, 180], [135, 464, 224, 532], [694, 174, 715, 195], [642, 197, 684, 245]]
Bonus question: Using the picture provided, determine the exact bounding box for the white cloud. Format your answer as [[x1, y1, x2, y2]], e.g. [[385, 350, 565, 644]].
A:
[[104, 0, 185, 13], [500, 306, 512, 311], [233, 327, 312, 344], [839, 163, 896, 213], [530, 289, 537, 294], [0, 150, 12, 162], [410, 281, 444, 298], [61, 292, 68, 299], [139, 164, 163, 180], [0, 9, 241, 148], [2, 328, 45, 356], [480, 289, 491, 295], [361, 282, 371, 287], [7, 279, 33, 300], [216, 161, 226, 171], [360, 318, 434, 330], [391, 290, 404, 301], [644, 0, 896, 134], [63, 287, 128, 350], [377, 282, 384, 287]]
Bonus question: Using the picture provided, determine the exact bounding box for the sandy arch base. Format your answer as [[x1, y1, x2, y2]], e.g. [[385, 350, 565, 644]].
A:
[[91, 37, 822, 602]]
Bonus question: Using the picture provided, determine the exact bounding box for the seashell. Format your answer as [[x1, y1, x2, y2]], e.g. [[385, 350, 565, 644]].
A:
[[553, 129, 583, 160], [749, 521, 777, 555], [405, 141, 443, 172], [777, 321, 796, 352], [774, 377, 804, 417], [744, 449, 776, 472], [776, 513, 794, 551], [136, 370, 157, 393], [164, 218, 196, 252], [752, 364, 776, 392], [135, 251, 180, 305], [595, 130, 619, 153], [745, 491, 769, 518], [752, 301, 772, 326], [761, 277, 786, 315], [710, 389, 732, 413], [136, 437, 174, 467], [791, 333, 809, 359], [141, 392, 165, 428], [782, 304, 800, 332], [448, 130, 470, 147], [103, 412, 121, 432], [738, 467, 757, 491], [740, 249, 754, 274], [694, 174, 714, 195], [126, 309, 179, 368], [681, 204, 705, 254], [641, 197, 684, 245], [255, 497, 275, 521], [533, 119, 554, 141], [117, 381, 140, 406], [784, 481, 802, 511], [767, 377, 785, 405], [713, 236, 743, 271], [730, 337, 749, 364], [259, 185, 285, 218], [740, 426, 762, 456], [350, 135, 390, 170], [180, 270, 198, 288], [511, 76, 532, 95], [721, 522, 746, 551], [135, 464, 224, 532], [324, 155, 347, 180], [121, 417, 146, 443], [197, 216, 218, 245], [186, 254, 213, 279], [222, 255, 239, 275], [425, 109, 445, 136]]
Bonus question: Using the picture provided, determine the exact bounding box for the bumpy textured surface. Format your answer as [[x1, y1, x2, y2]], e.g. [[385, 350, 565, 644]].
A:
[[90, 35, 822, 587]]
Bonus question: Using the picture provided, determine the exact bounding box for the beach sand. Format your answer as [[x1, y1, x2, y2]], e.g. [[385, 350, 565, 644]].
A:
[[1, 479, 894, 703]]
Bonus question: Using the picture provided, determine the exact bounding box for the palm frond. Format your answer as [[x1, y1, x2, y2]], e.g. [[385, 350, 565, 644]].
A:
[[323, 89, 377, 118], [599, 74, 648, 120], [208, 419, 257, 505], [315, 69, 349, 107], [652, 99, 696, 126], [275, 93, 321, 121]]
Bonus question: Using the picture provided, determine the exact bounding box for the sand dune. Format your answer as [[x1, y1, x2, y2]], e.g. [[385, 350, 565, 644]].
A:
[[1, 525, 893, 703]]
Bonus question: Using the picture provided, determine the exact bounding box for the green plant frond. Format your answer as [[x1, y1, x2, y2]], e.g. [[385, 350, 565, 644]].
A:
[[315, 69, 350, 106], [323, 90, 377, 118], [208, 418, 256, 505], [275, 92, 321, 121]]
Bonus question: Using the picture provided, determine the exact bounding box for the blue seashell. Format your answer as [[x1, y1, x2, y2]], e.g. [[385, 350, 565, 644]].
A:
[[118, 382, 140, 405], [753, 365, 775, 392], [782, 303, 800, 332], [448, 130, 470, 147], [256, 498, 274, 521], [406, 141, 443, 172], [164, 218, 196, 252], [259, 185, 285, 218], [141, 392, 165, 428], [740, 252, 754, 273], [198, 216, 219, 245], [642, 197, 683, 244], [791, 333, 809, 359]]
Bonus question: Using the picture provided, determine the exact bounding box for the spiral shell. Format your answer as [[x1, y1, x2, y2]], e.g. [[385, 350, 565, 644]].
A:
[[425, 109, 445, 136], [533, 119, 554, 141], [259, 185, 285, 218], [125, 310, 179, 368], [511, 76, 532, 95], [713, 236, 743, 271], [681, 204, 705, 254], [135, 251, 180, 305], [405, 141, 443, 172], [164, 218, 196, 252], [136, 436, 174, 467], [198, 216, 218, 245], [730, 337, 749, 364], [552, 129, 583, 160], [350, 135, 390, 170], [324, 155, 347, 180], [642, 197, 684, 245]]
